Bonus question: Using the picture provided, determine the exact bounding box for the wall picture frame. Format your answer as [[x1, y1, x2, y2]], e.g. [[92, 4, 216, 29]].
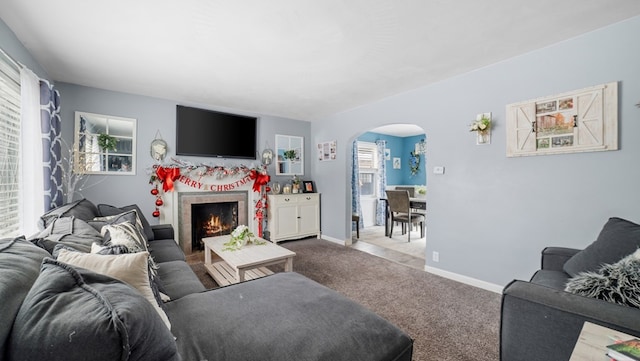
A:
[[506, 81, 618, 157], [302, 180, 316, 193]]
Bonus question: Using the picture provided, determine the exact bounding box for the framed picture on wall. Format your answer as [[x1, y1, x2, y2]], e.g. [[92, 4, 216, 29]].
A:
[[393, 157, 401, 169]]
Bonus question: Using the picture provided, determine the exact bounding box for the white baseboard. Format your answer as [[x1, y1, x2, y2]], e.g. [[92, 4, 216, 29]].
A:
[[318, 236, 503, 293], [424, 265, 504, 294], [321, 235, 349, 246]]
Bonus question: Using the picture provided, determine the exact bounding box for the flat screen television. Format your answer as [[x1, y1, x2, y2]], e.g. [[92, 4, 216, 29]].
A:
[[176, 105, 257, 159]]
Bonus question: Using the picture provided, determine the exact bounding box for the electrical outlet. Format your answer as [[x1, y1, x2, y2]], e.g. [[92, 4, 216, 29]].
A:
[[432, 251, 439, 262]]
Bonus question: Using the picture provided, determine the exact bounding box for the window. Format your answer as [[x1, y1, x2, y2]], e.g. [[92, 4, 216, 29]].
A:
[[0, 51, 21, 238], [357, 142, 378, 197]]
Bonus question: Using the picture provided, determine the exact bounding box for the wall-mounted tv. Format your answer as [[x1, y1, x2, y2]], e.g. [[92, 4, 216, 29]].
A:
[[176, 105, 257, 159]]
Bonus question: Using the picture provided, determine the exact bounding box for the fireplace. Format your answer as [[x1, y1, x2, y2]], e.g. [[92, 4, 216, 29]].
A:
[[178, 191, 248, 254], [191, 201, 238, 251]]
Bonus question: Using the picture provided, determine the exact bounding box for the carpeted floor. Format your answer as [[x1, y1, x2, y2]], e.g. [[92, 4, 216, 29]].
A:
[[189, 237, 501, 361]]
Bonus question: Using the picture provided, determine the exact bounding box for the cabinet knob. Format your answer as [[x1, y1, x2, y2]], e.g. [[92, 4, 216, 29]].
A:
[[284, 198, 290, 202]]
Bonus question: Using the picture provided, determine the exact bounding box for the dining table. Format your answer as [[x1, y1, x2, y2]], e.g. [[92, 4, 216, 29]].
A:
[[379, 197, 427, 236]]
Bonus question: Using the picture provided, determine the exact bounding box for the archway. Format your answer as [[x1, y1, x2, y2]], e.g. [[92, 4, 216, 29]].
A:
[[349, 123, 427, 269]]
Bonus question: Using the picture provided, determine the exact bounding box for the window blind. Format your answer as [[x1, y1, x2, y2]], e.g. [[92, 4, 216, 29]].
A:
[[0, 50, 21, 237], [357, 142, 378, 169]]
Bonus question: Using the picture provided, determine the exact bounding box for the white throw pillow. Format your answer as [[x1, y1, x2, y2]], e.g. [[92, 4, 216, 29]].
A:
[[56, 249, 171, 329]]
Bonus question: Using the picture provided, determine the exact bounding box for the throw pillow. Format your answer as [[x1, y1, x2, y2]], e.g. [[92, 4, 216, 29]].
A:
[[563, 217, 640, 277], [29, 216, 103, 253], [38, 198, 99, 230], [6, 258, 179, 361], [56, 248, 171, 329], [565, 248, 640, 308], [88, 209, 148, 244], [98, 203, 155, 241], [101, 221, 148, 253], [90, 242, 168, 306]]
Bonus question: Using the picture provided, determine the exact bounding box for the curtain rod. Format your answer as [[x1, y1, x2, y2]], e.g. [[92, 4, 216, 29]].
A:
[[0, 47, 23, 70]]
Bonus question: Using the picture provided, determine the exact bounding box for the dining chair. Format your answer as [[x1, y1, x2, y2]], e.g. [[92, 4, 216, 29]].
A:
[[395, 187, 415, 197], [385, 190, 425, 242], [395, 186, 426, 216]]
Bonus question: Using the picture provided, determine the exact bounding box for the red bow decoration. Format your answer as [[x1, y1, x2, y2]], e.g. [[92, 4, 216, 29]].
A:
[[156, 166, 181, 192], [249, 169, 270, 193]]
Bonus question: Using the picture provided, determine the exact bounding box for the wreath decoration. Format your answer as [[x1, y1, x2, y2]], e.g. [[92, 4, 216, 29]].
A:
[[409, 151, 420, 176]]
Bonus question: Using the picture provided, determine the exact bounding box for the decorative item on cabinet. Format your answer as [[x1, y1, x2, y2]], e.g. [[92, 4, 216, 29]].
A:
[[302, 181, 315, 193]]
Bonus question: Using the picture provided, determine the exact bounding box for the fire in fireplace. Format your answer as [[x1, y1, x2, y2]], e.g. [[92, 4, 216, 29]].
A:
[[191, 201, 238, 251]]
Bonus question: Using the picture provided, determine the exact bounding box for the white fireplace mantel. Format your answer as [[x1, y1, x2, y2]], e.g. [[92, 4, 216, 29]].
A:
[[158, 173, 261, 253]]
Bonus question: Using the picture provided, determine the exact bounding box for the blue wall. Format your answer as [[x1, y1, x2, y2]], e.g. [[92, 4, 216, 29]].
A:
[[357, 132, 427, 185]]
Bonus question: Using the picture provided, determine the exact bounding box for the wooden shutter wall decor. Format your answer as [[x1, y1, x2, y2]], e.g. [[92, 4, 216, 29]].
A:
[[506, 81, 618, 157]]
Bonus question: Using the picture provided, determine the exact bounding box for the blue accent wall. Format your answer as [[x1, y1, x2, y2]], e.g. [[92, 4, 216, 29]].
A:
[[357, 131, 427, 186]]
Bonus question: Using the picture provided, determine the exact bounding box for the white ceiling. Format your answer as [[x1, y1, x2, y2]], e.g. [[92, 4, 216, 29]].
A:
[[2, 1, 640, 122]]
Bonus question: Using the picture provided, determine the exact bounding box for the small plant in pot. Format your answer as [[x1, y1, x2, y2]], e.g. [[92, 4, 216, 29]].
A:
[[283, 149, 297, 160], [97, 133, 118, 151]]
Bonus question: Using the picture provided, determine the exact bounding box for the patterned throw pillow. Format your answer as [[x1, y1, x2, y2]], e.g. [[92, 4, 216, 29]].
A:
[[565, 248, 640, 308], [97, 204, 154, 241], [101, 221, 148, 253], [88, 210, 148, 245]]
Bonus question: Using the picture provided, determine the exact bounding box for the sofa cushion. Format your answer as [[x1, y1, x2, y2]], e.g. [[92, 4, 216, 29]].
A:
[[0, 237, 51, 356], [98, 203, 154, 241], [165, 272, 413, 361], [6, 258, 179, 361], [30, 216, 103, 253], [565, 249, 640, 308], [149, 238, 186, 263], [38, 198, 99, 230], [564, 217, 640, 277], [56, 249, 171, 329], [156, 260, 206, 300]]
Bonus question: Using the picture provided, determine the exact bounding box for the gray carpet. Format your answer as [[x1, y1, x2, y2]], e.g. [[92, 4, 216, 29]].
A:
[[189, 237, 501, 361]]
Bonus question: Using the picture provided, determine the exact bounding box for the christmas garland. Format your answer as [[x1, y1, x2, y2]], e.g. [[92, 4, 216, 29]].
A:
[[148, 158, 271, 236]]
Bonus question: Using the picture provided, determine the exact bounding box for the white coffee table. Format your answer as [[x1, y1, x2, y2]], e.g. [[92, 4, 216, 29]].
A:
[[202, 235, 296, 286]]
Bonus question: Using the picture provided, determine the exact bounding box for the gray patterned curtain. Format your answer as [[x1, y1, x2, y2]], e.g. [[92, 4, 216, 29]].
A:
[[375, 139, 387, 226], [40, 81, 63, 210], [351, 140, 363, 230]]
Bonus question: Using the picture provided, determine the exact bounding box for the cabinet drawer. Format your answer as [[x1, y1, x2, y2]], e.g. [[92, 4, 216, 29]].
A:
[[298, 194, 319, 204], [269, 195, 299, 205]]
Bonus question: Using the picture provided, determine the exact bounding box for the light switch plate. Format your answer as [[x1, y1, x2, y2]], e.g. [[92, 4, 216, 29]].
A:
[[433, 166, 445, 175]]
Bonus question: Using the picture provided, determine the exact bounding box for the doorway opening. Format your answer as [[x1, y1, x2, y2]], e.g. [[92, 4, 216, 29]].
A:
[[350, 123, 427, 270]]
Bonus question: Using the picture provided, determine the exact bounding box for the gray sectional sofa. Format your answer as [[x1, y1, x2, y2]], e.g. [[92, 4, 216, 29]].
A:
[[500, 217, 640, 361], [1, 199, 413, 361]]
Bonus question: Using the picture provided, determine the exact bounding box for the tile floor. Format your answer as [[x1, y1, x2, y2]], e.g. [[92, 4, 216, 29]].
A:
[[350, 225, 426, 271]]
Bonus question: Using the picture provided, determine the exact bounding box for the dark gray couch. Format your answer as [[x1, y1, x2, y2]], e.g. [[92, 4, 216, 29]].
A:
[[1, 199, 413, 361], [500, 217, 640, 361]]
